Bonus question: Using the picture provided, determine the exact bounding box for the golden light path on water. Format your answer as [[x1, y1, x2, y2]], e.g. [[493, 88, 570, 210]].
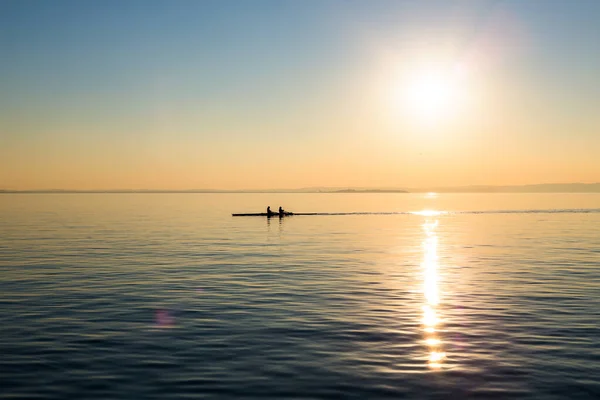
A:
[[420, 214, 446, 370]]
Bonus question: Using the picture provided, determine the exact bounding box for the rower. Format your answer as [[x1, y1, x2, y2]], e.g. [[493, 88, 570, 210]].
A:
[[278, 206, 284, 216], [267, 206, 272, 215]]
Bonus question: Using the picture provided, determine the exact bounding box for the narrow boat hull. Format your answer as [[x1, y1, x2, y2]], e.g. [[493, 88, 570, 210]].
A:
[[232, 212, 294, 217]]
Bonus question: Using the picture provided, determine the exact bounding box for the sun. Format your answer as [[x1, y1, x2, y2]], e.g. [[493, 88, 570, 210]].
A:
[[395, 64, 467, 126], [409, 73, 456, 119]]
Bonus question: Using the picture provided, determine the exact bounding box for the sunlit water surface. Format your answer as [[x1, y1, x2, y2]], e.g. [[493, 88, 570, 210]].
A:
[[1, 193, 599, 399]]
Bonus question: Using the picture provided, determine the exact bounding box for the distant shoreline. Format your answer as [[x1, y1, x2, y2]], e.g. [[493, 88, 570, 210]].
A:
[[1, 183, 599, 194], [0, 189, 410, 194]]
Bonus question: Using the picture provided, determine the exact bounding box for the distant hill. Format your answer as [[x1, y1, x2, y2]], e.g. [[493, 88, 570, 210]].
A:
[[408, 183, 600, 193], [332, 189, 408, 193], [0, 188, 408, 194], [1, 183, 598, 193]]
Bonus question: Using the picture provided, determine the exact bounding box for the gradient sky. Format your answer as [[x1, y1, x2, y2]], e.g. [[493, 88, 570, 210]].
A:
[[1, 0, 599, 190]]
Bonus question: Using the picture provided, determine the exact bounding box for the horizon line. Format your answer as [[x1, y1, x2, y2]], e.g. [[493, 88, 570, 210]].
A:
[[1, 182, 599, 194]]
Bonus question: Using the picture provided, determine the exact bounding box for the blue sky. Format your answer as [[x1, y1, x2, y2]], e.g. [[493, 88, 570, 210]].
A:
[[1, 0, 599, 189]]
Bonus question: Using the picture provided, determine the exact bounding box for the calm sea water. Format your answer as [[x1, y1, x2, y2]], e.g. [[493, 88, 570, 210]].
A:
[[1, 193, 599, 399]]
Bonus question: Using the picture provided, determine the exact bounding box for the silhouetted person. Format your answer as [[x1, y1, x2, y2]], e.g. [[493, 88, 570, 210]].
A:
[[267, 206, 272, 215], [278, 206, 284, 216]]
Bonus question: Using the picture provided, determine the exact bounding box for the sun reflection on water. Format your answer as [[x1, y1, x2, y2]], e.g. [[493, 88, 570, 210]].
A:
[[412, 210, 448, 217], [422, 218, 446, 369]]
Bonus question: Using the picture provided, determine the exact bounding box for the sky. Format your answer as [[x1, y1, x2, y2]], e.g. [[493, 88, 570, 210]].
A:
[[1, 0, 599, 190]]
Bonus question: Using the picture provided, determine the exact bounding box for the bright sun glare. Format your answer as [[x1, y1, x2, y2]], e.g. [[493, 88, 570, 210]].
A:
[[396, 64, 467, 126]]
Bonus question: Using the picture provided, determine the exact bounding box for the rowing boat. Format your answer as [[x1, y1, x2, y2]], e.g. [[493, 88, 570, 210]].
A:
[[232, 212, 294, 217]]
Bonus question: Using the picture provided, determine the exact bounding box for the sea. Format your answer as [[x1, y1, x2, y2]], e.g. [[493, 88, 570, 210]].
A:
[[1, 193, 599, 399]]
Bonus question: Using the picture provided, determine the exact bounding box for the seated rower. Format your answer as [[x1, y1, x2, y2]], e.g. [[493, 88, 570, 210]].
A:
[[278, 206, 284, 216], [267, 206, 273, 215]]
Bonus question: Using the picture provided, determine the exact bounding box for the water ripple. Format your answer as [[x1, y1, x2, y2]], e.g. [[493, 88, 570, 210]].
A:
[[1, 194, 599, 399]]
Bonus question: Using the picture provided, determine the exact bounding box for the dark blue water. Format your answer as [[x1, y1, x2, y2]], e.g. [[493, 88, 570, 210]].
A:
[[1, 193, 599, 399]]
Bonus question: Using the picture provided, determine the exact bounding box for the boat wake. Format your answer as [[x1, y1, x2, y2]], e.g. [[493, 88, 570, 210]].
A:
[[290, 208, 600, 216]]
